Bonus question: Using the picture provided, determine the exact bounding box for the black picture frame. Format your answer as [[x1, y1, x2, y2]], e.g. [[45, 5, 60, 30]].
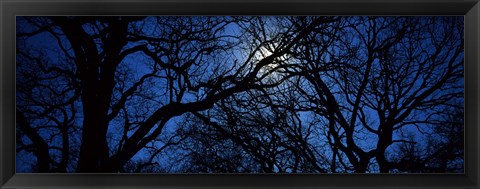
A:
[[1, 0, 479, 188]]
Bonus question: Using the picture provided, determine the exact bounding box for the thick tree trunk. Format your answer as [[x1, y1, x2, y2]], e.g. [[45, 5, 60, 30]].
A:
[[77, 18, 129, 173], [376, 149, 389, 173], [76, 101, 110, 172], [354, 161, 369, 173], [52, 17, 129, 172], [376, 123, 393, 173]]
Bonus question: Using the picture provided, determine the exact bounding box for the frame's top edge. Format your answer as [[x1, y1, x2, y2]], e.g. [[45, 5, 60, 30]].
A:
[[1, 0, 479, 3]]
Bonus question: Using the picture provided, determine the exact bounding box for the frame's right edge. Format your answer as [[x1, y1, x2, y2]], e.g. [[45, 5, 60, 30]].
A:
[[465, 1, 480, 188]]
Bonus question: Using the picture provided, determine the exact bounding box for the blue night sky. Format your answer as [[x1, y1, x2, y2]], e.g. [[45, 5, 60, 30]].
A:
[[15, 16, 464, 173]]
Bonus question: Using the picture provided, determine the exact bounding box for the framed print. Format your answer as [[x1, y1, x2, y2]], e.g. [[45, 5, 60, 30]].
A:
[[1, 0, 479, 188]]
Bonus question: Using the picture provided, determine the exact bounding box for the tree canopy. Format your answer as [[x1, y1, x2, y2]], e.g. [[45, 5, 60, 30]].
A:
[[16, 16, 464, 173]]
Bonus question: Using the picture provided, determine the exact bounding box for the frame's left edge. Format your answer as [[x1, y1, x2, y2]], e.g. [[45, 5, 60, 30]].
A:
[[0, 0, 17, 189]]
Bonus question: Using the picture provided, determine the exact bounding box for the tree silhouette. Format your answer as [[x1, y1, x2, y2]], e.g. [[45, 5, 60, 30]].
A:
[[16, 16, 463, 173], [285, 16, 463, 173]]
